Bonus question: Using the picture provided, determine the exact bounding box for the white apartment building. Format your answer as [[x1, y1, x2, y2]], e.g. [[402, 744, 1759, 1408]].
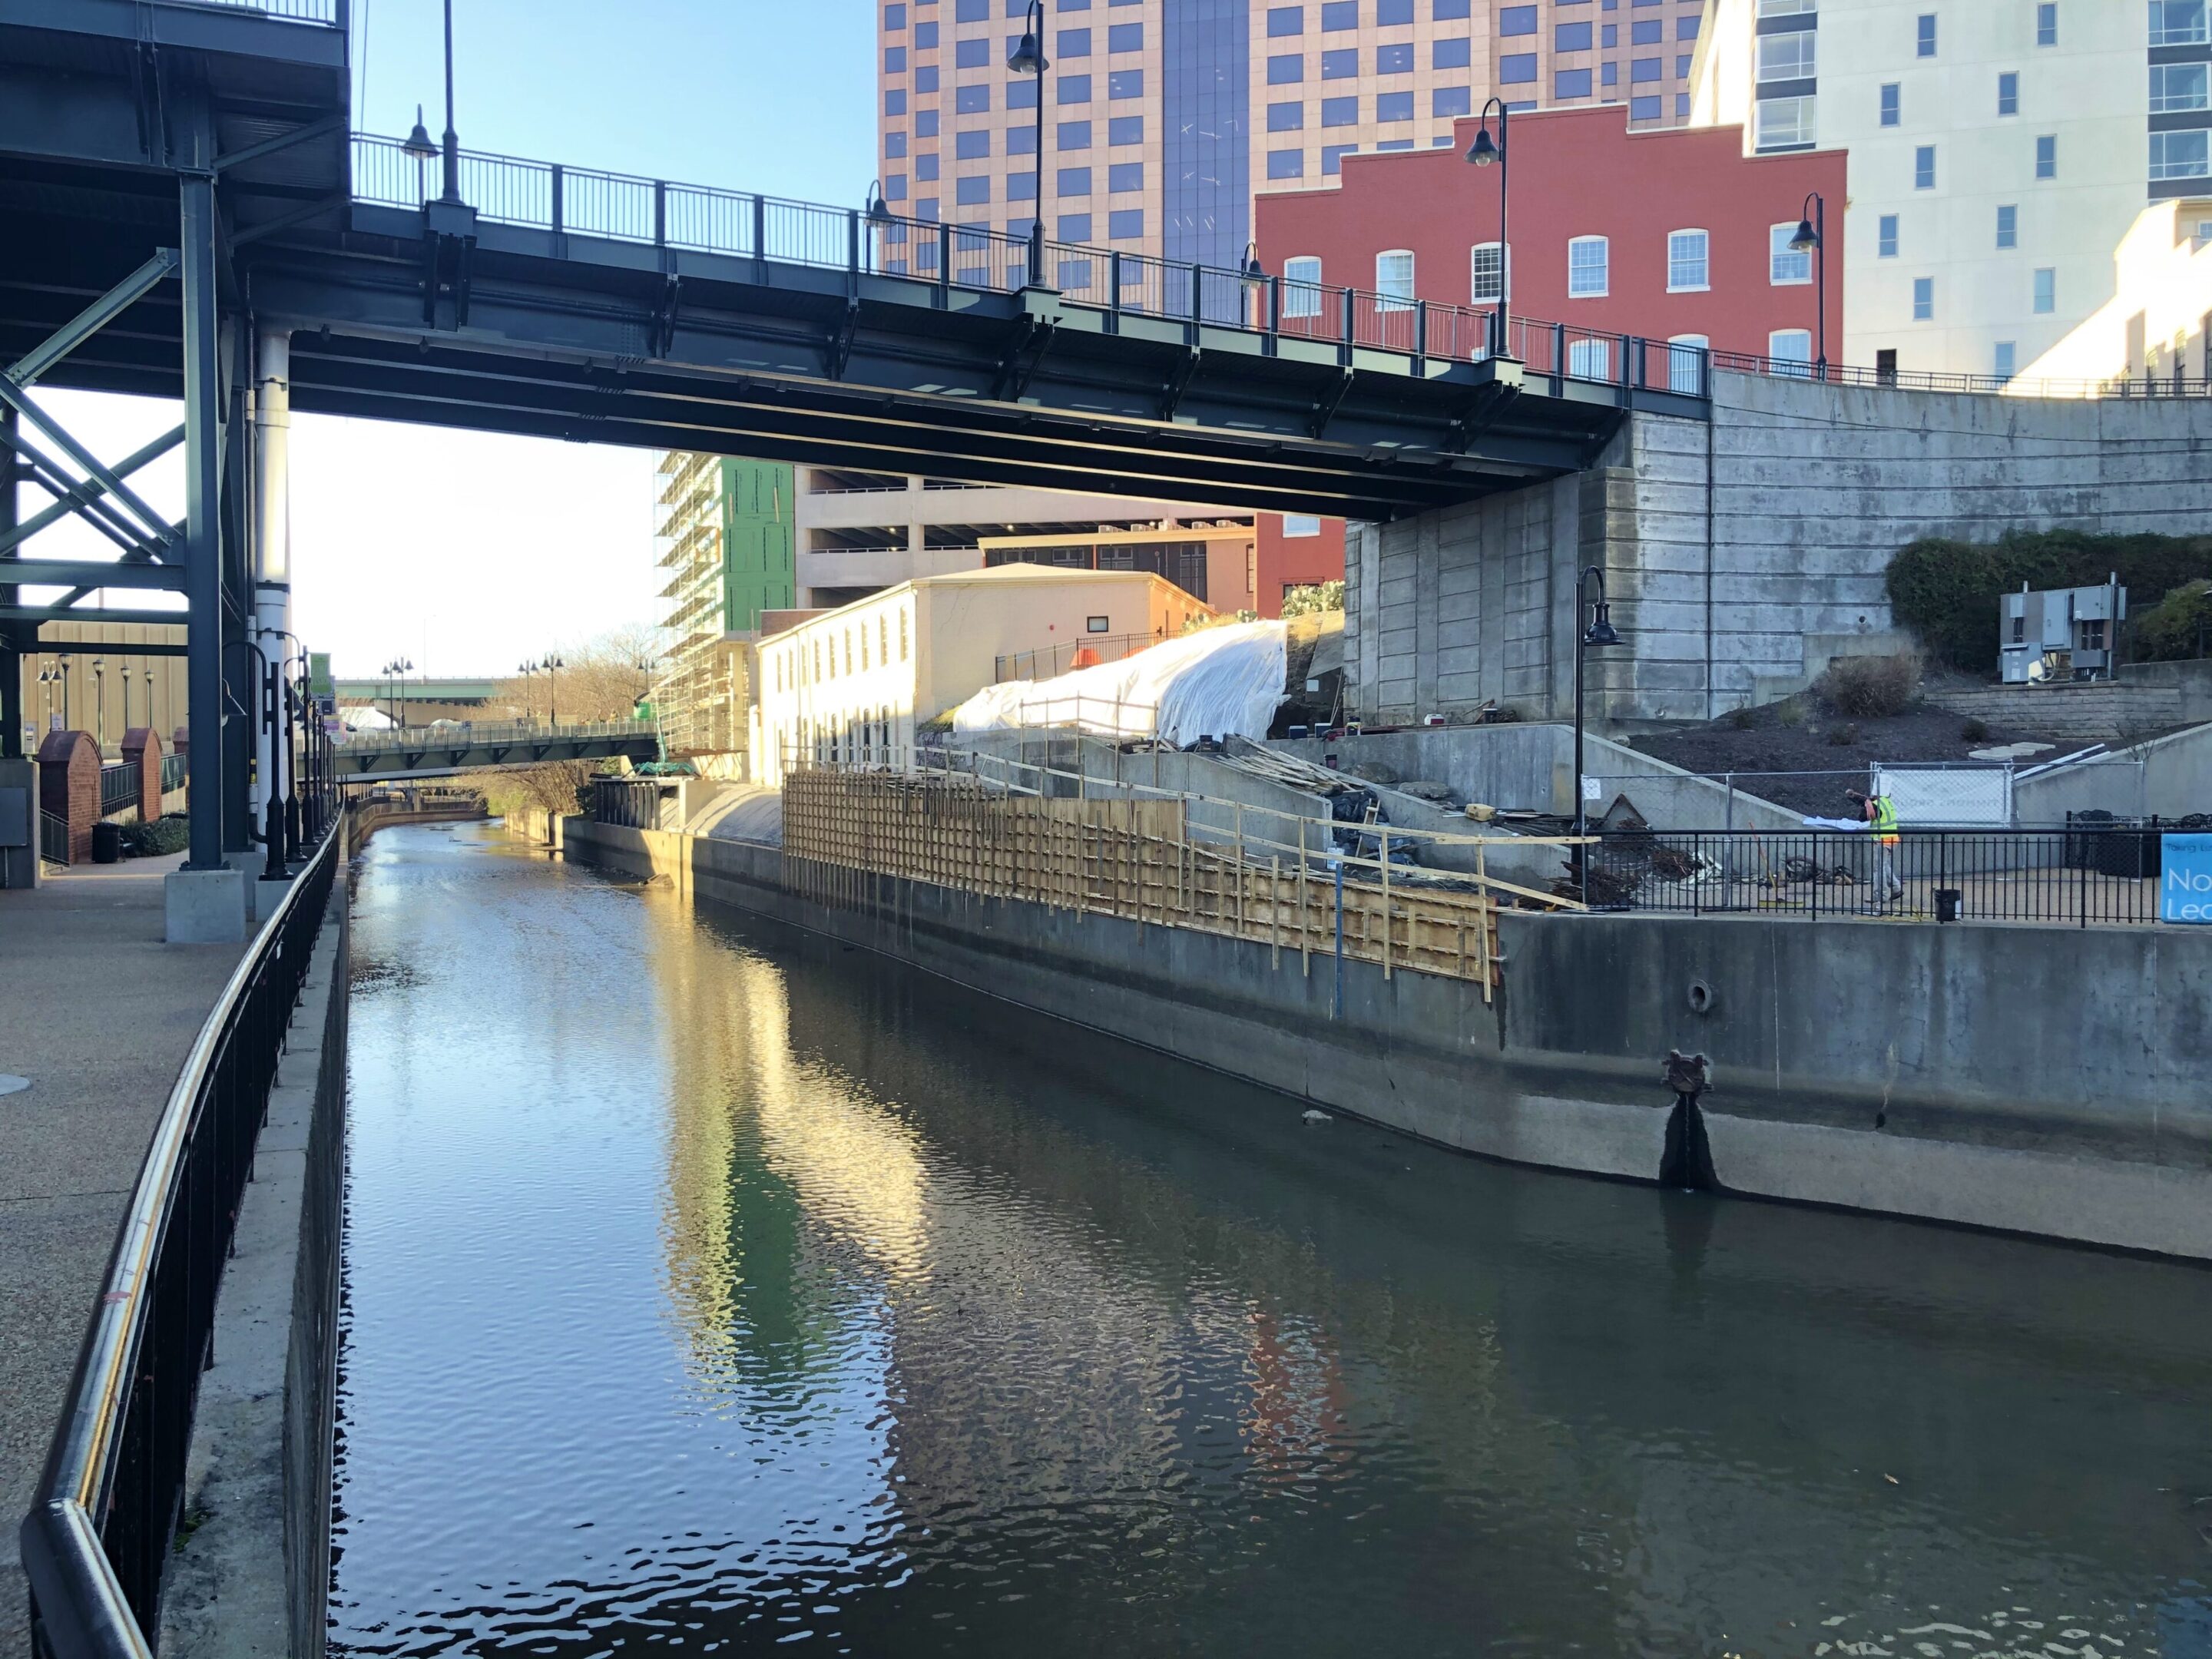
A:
[[751, 565, 1209, 786], [1691, 0, 2204, 380]]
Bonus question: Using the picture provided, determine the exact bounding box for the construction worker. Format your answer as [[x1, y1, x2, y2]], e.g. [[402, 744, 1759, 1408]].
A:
[[1847, 787, 1905, 906]]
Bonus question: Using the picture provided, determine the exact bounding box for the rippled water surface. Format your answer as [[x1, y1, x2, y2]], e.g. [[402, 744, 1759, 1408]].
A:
[[331, 823, 2212, 1657]]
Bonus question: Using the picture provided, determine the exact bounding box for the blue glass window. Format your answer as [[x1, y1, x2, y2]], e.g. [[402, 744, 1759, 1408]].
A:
[[1434, 36, 1471, 68], [1108, 207, 1144, 239]]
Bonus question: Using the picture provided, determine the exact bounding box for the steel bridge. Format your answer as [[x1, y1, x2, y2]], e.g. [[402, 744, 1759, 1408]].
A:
[[0, 0, 1710, 940], [334, 719, 661, 780]]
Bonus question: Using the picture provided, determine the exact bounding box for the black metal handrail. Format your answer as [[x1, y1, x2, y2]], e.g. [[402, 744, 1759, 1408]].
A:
[[39, 809, 68, 866], [98, 765, 135, 820], [1579, 824, 2188, 927], [18, 811, 347, 1659]]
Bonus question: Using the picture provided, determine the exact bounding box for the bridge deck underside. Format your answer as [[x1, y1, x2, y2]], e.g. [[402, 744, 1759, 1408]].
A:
[[0, 166, 1667, 521]]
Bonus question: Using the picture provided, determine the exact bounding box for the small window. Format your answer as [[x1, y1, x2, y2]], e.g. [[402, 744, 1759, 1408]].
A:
[[2032, 267, 2055, 314], [1267, 147, 1305, 179], [1059, 25, 1092, 55], [1108, 115, 1144, 144], [1108, 21, 1143, 51], [1321, 0, 1358, 25], [1498, 52, 1538, 84], [1557, 68, 1593, 98], [1376, 41, 1413, 72], [1269, 5, 1305, 35], [1433, 37, 1471, 68], [2151, 63, 2209, 114], [1914, 144, 1936, 189], [1321, 94, 1358, 125], [2151, 0, 2208, 45], [1268, 100, 1304, 131], [1754, 94, 1814, 150], [1568, 235, 1608, 297], [1086, 614, 1111, 633], [1995, 204, 2017, 249], [2153, 129, 2212, 180], [1879, 82, 1899, 127], [1434, 85, 1472, 117], [1268, 52, 1305, 84], [1666, 334, 1708, 395], [1321, 143, 1359, 174], [1757, 29, 1814, 81], [1877, 214, 1899, 258], [1282, 515, 1323, 537], [1769, 329, 1813, 374], [1996, 71, 2019, 116], [1470, 240, 1509, 304], [1994, 341, 2018, 381], [1499, 3, 1536, 34], [1283, 254, 1324, 318], [1667, 228, 1709, 292], [1108, 207, 1143, 239], [1558, 20, 1592, 50], [2035, 134, 2057, 178], [1915, 12, 1936, 55], [1322, 46, 1359, 77], [2035, 2, 2056, 45], [1375, 249, 1416, 310], [1108, 69, 1144, 98], [1912, 276, 1933, 321], [1376, 90, 1413, 121], [1769, 222, 1811, 284], [1108, 161, 1143, 191]]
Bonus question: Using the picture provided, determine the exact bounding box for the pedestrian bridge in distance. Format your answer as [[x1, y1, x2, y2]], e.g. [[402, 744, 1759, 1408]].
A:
[[335, 720, 661, 781]]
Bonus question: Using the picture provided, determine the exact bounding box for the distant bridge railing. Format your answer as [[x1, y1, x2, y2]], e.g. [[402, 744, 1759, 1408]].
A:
[[164, 0, 343, 22], [336, 718, 658, 754], [349, 134, 1711, 401]]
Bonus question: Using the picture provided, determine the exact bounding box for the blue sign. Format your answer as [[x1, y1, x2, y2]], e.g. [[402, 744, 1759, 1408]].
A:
[[2163, 834, 2212, 924]]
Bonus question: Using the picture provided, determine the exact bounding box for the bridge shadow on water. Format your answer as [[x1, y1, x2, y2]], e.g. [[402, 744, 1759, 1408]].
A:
[[329, 823, 2212, 1659]]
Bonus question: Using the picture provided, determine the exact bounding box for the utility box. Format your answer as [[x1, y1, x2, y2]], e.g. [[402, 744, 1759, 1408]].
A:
[[2000, 576, 2128, 684]]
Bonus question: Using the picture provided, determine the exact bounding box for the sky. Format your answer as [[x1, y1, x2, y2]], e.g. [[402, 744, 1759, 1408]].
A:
[[30, 1, 877, 679]]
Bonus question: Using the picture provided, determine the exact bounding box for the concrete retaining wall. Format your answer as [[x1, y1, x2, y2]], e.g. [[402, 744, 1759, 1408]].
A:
[[1346, 376, 2212, 729], [159, 870, 349, 1659], [565, 817, 2212, 1261]]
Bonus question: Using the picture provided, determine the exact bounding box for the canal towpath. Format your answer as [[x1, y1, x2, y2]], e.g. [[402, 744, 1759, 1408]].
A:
[[0, 854, 243, 1659]]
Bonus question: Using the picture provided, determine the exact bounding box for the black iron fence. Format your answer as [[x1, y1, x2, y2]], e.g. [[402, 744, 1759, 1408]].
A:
[[98, 763, 135, 820], [18, 812, 345, 1658], [38, 809, 68, 866], [1580, 826, 2184, 927]]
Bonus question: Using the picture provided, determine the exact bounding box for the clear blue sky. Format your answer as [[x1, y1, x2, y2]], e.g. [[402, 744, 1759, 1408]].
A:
[[352, 0, 878, 210], [43, 2, 879, 680]]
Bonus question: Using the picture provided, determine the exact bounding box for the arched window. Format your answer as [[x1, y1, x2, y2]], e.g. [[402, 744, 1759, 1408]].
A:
[[1282, 254, 1323, 320], [1665, 333, 1709, 395]]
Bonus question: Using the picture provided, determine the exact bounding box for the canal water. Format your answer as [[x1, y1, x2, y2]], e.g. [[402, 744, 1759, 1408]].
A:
[[331, 823, 2212, 1658]]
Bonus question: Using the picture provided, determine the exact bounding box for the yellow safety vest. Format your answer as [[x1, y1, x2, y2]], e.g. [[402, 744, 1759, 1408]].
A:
[[1872, 796, 1900, 846]]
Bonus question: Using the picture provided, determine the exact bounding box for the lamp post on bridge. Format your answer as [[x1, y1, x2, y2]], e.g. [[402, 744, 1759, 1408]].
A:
[[437, 0, 461, 206], [1789, 192, 1827, 380], [1007, 2, 1050, 288], [1572, 565, 1621, 906], [544, 652, 564, 727], [1465, 99, 1511, 359]]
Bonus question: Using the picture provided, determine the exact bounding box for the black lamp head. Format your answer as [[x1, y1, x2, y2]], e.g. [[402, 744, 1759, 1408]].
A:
[[1788, 216, 1820, 252], [403, 106, 437, 161], [866, 180, 893, 224], [1465, 124, 1500, 167], [1007, 28, 1048, 75], [1582, 601, 1621, 649]]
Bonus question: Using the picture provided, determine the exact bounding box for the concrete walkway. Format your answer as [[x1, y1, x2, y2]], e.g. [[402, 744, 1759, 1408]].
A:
[[0, 855, 244, 1659]]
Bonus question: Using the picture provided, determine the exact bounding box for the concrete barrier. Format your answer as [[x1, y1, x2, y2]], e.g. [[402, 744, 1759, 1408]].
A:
[[563, 816, 2212, 1262]]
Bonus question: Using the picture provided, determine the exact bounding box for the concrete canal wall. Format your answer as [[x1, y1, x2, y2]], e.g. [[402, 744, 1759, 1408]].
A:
[[563, 818, 2212, 1262]]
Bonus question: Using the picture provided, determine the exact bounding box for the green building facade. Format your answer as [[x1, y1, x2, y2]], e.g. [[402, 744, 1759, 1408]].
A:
[[718, 458, 796, 632]]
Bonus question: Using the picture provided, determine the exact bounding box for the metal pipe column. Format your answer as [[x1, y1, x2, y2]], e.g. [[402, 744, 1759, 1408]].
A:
[[1, 402, 19, 760], [251, 329, 293, 834], [180, 174, 227, 873]]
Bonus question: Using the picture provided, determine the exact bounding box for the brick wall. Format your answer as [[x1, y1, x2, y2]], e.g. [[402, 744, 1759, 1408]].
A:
[[36, 729, 98, 863], [121, 727, 163, 823]]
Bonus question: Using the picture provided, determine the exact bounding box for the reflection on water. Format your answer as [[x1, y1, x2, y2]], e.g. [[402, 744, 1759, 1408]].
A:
[[331, 823, 2212, 1657]]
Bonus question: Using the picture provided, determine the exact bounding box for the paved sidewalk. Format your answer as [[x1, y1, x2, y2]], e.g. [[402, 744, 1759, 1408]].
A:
[[0, 856, 244, 1658]]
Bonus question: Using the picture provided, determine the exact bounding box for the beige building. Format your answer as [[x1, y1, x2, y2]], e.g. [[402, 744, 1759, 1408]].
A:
[[752, 565, 1209, 786], [15, 621, 188, 756]]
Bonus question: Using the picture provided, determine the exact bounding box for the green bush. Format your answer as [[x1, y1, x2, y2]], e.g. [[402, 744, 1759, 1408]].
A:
[[1960, 717, 1991, 743], [123, 814, 190, 857], [2132, 579, 2212, 663], [1280, 580, 1346, 618], [1886, 529, 2212, 672]]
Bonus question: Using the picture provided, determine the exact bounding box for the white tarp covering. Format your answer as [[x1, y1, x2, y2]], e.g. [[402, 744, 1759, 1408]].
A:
[[951, 621, 1287, 747], [1871, 763, 2015, 827]]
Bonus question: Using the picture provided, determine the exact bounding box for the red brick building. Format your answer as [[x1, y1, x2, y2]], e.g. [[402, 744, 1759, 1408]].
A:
[[1249, 105, 1845, 601], [1257, 105, 1846, 369]]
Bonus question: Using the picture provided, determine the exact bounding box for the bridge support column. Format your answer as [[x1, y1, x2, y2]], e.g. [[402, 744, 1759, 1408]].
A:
[[0, 410, 33, 889], [251, 327, 293, 858], [168, 170, 246, 942]]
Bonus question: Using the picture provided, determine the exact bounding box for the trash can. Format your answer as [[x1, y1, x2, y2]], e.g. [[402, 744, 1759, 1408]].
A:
[[1934, 887, 1962, 923], [91, 820, 123, 864]]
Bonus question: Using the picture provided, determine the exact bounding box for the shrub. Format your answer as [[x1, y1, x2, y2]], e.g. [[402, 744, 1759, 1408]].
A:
[[1826, 722, 1861, 747], [122, 814, 190, 857], [1816, 651, 1921, 719], [1886, 529, 2212, 672], [1774, 697, 1806, 728], [1727, 706, 1757, 731], [1960, 717, 1991, 743], [2132, 579, 2212, 663], [1280, 580, 1345, 618]]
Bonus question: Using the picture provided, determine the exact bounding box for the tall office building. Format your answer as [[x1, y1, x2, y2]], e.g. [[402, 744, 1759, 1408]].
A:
[[876, 0, 1704, 270], [1690, 0, 2194, 380]]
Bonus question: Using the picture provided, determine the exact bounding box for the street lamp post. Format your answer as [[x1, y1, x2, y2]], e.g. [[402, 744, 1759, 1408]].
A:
[[1788, 192, 1827, 379], [90, 657, 104, 749], [1571, 565, 1621, 902], [437, 0, 461, 205], [544, 653, 565, 727], [1465, 99, 1511, 358], [1008, 2, 1051, 286], [866, 178, 894, 272]]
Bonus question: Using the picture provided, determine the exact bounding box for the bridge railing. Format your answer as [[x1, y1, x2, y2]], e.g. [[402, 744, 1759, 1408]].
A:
[[336, 717, 659, 753], [157, 0, 342, 22], [349, 134, 1703, 399], [18, 813, 346, 1659]]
